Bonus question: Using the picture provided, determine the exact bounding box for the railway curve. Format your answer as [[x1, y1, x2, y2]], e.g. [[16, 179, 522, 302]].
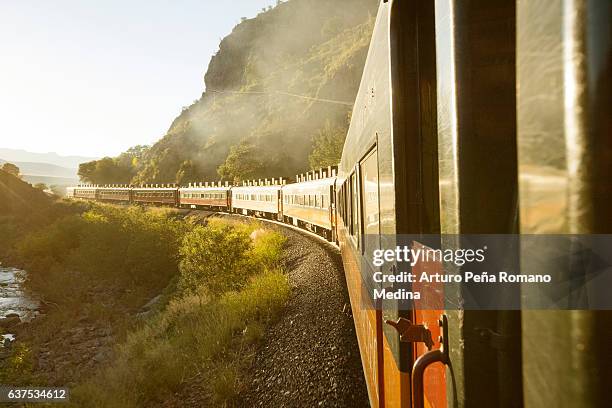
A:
[[219, 214, 369, 407]]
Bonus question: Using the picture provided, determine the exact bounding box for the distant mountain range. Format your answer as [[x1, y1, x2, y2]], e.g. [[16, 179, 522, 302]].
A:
[[0, 159, 76, 178], [0, 148, 96, 170], [0, 148, 97, 188]]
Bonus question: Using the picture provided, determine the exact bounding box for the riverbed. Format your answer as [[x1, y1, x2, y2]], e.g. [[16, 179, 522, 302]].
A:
[[0, 266, 40, 342]]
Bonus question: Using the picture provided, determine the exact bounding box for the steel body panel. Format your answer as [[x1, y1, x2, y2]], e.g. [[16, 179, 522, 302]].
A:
[[282, 177, 335, 229], [388, 0, 448, 407], [517, 0, 612, 407], [337, 1, 405, 406], [435, 1, 524, 407], [179, 186, 231, 208], [231, 185, 281, 214]]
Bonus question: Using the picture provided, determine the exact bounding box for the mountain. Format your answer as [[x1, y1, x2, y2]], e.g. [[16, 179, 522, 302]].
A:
[[0, 148, 97, 170], [0, 159, 77, 178], [79, 0, 378, 185]]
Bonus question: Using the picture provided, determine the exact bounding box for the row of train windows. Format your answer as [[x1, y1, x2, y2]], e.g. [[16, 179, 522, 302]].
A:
[[235, 193, 275, 202], [135, 192, 174, 198], [75, 190, 95, 195], [181, 193, 225, 199], [100, 191, 127, 196], [338, 148, 380, 251], [284, 194, 328, 209]]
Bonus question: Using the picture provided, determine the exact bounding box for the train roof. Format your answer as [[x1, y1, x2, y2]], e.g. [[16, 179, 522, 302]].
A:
[[179, 185, 232, 191], [232, 184, 283, 192], [282, 176, 336, 192], [131, 187, 178, 191], [97, 186, 132, 190]]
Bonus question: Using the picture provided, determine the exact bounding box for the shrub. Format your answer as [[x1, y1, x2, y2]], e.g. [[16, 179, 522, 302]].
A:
[[17, 204, 187, 305], [179, 219, 285, 295]]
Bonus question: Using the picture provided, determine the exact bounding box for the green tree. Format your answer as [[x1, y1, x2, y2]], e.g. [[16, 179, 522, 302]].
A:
[[308, 120, 346, 169], [117, 145, 149, 170], [78, 157, 133, 185], [217, 140, 264, 183], [78, 161, 98, 183], [33, 183, 48, 190], [1, 162, 20, 177]]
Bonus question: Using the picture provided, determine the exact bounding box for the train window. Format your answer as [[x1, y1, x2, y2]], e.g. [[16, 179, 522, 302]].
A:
[[360, 149, 380, 252], [351, 171, 361, 244], [346, 178, 353, 235], [314, 195, 319, 208]]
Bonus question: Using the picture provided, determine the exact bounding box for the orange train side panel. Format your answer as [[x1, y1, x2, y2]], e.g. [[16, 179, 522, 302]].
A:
[[411, 242, 447, 408], [382, 337, 411, 408], [340, 237, 382, 407], [340, 233, 417, 408]]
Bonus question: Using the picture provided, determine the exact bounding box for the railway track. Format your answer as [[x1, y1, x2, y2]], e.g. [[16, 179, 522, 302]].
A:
[[232, 215, 368, 407]]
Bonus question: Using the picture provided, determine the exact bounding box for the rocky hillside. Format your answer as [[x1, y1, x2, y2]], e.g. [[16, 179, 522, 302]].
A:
[[80, 0, 378, 185]]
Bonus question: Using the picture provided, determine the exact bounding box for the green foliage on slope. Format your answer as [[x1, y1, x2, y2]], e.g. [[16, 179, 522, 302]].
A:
[[0, 168, 86, 262], [82, 0, 377, 185]]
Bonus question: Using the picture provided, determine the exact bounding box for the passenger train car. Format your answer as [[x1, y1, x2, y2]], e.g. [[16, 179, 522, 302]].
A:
[[282, 168, 336, 241], [97, 186, 131, 203], [230, 179, 284, 220], [179, 182, 231, 211], [132, 186, 179, 207], [68, 0, 610, 406]]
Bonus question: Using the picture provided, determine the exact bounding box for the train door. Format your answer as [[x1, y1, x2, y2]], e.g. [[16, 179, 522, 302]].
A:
[[387, 1, 444, 407], [277, 189, 283, 221], [329, 183, 337, 242]]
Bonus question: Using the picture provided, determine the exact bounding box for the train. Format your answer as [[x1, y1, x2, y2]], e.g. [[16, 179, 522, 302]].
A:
[[68, 0, 611, 407], [67, 169, 339, 242]]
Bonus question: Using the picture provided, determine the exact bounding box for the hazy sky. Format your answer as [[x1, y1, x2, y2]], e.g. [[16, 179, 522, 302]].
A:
[[0, 0, 274, 157]]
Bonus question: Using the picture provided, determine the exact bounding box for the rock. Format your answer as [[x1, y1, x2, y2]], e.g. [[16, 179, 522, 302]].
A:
[[5, 313, 20, 318], [0, 316, 20, 328], [93, 350, 108, 363]]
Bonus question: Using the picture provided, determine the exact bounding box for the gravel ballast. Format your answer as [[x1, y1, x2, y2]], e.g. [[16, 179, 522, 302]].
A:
[[240, 220, 369, 407]]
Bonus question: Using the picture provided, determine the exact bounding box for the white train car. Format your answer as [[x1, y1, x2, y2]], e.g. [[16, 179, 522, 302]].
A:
[[282, 167, 337, 240], [231, 179, 284, 220]]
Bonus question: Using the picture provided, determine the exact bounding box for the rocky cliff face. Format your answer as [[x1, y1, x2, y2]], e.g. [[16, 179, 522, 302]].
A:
[[127, 0, 378, 184]]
